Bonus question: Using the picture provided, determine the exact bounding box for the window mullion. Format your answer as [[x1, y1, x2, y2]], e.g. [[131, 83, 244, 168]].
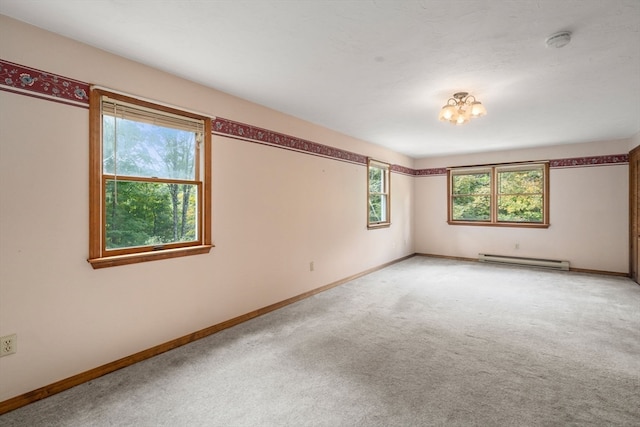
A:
[[102, 174, 199, 186], [491, 167, 497, 224]]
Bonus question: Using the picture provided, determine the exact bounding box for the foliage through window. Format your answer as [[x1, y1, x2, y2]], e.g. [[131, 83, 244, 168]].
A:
[[448, 163, 549, 227], [368, 159, 391, 228], [89, 89, 212, 268]]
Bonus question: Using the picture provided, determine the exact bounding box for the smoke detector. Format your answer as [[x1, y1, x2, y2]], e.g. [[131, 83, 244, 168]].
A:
[[545, 31, 572, 48]]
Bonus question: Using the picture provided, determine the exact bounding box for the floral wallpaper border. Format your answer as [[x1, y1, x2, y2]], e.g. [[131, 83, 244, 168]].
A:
[[549, 154, 628, 169], [0, 59, 89, 107], [413, 154, 629, 177], [415, 167, 448, 176], [0, 58, 630, 176], [212, 117, 368, 166]]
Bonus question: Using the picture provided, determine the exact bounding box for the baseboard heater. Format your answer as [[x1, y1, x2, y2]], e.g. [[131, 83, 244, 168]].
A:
[[478, 254, 570, 271]]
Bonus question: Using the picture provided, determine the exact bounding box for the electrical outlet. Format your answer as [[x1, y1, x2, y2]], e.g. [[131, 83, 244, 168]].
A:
[[0, 334, 16, 357]]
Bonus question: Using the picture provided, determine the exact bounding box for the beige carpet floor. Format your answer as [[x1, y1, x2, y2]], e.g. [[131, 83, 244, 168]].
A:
[[1, 256, 639, 426]]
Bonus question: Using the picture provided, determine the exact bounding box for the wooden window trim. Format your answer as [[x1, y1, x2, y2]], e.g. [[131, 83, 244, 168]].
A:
[[88, 88, 212, 268], [447, 162, 549, 228], [367, 158, 391, 229]]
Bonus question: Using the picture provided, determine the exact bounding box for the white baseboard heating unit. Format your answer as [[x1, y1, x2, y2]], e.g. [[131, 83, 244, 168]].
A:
[[478, 254, 570, 271]]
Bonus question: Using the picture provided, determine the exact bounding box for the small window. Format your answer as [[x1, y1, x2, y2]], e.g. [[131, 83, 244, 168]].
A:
[[89, 89, 212, 268], [448, 163, 549, 227], [367, 159, 391, 228]]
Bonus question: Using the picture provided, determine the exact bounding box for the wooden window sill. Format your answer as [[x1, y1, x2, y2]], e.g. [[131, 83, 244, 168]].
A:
[[447, 221, 550, 228], [88, 245, 213, 269], [368, 223, 391, 229]]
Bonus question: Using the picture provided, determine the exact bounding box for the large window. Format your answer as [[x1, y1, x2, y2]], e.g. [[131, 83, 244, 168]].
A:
[[368, 159, 391, 228], [89, 89, 212, 268], [448, 162, 549, 227]]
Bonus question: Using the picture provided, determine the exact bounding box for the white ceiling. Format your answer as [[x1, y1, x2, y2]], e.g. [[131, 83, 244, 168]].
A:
[[1, 0, 639, 158]]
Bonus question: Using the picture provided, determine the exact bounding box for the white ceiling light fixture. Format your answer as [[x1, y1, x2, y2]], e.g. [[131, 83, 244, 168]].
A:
[[438, 92, 487, 125]]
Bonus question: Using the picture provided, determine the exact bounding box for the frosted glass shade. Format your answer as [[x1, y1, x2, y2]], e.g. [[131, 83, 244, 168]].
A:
[[470, 101, 487, 117], [439, 105, 457, 121]]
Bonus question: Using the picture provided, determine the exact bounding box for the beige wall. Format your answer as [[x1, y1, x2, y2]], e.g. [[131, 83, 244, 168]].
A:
[[0, 17, 414, 401], [631, 131, 640, 150], [414, 139, 630, 273]]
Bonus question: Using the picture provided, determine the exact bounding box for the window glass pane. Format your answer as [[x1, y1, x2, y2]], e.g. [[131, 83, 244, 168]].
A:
[[452, 173, 490, 195], [105, 180, 198, 250], [369, 166, 385, 193], [498, 195, 543, 222], [498, 169, 543, 194], [452, 195, 491, 221], [103, 116, 197, 180], [369, 194, 387, 223]]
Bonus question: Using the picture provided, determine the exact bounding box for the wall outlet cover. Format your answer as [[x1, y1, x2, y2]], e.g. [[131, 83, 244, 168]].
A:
[[0, 334, 17, 356]]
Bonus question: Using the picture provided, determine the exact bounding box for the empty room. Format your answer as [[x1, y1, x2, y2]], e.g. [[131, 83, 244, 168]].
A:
[[0, 1, 638, 426]]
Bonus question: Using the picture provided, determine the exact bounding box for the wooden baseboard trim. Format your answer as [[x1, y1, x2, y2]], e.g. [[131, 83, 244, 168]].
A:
[[416, 253, 630, 277], [568, 267, 629, 277], [0, 254, 415, 415], [415, 253, 477, 263]]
